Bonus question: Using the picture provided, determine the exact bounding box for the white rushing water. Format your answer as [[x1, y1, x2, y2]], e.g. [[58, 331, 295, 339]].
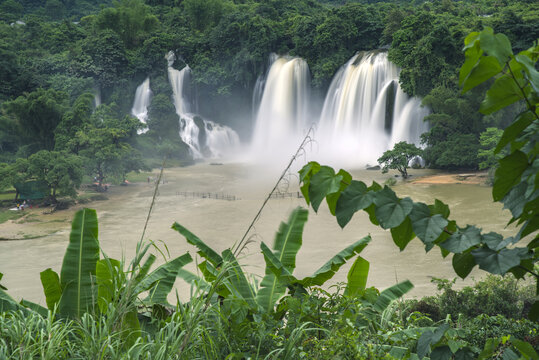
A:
[[167, 51, 240, 159], [131, 77, 152, 133], [251, 54, 311, 162], [317, 52, 428, 166], [251, 51, 429, 167], [94, 86, 101, 108]]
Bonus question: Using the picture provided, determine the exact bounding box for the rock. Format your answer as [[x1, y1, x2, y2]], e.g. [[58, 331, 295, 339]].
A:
[[366, 165, 380, 170]]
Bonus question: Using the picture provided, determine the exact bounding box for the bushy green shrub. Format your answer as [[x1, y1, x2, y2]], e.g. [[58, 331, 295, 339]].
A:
[[406, 275, 535, 321]]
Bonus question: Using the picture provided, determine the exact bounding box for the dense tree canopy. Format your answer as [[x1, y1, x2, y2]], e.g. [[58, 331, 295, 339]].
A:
[[0, 0, 537, 178]]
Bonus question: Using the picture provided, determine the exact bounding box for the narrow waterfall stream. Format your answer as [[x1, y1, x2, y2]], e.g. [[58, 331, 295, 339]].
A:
[[131, 77, 152, 133], [167, 51, 240, 159]]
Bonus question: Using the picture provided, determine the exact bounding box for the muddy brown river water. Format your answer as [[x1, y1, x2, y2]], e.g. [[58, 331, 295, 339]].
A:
[[0, 162, 514, 305]]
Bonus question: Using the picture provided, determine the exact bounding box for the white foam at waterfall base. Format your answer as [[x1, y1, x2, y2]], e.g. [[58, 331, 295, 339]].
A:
[[167, 51, 240, 160], [131, 77, 152, 134], [203, 120, 241, 158]]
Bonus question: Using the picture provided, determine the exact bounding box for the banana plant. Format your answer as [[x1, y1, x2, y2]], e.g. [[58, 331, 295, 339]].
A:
[[37, 208, 194, 320], [173, 206, 381, 315]]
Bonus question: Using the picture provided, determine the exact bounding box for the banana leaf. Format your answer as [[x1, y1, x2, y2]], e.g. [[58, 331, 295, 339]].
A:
[[344, 255, 370, 296], [300, 235, 371, 287], [172, 222, 222, 266], [257, 207, 308, 312], [138, 253, 193, 305], [58, 208, 99, 318], [374, 280, 414, 313], [40, 268, 62, 310], [0, 288, 25, 313], [96, 258, 122, 313], [20, 299, 48, 317]]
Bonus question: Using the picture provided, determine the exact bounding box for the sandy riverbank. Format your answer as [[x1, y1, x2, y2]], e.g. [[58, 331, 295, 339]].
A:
[[411, 171, 489, 185]]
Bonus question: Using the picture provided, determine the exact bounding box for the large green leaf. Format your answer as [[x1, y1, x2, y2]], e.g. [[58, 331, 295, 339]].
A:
[[374, 187, 413, 229], [326, 169, 352, 215], [176, 269, 211, 293], [495, 111, 535, 153], [172, 222, 222, 266], [137, 253, 193, 305], [440, 226, 481, 254], [300, 236, 371, 287], [417, 324, 450, 359], [390, 217, 415, 251], [344, 255, 370, 297], [479, 27, 512, 65], [96, 258, 122, 313], [260, 242, 296, 284], [0, 288, 25, 313], [480, 75, 523, 114], [19, 299, 48, 317], [461, 55, 502, 93], [471, 247, 530, 275], [309, 166, 343, 212], [40, 268, 62, 311], [58, 208, 99, 318], [134, 254, 156, 284], [257, 207, 308, 312], [299, 161, 321, 204], [409, 203, 448, 246], [493, 151, 529, 201], [373, 280, 414, 313], [335, 180, 373, 228], [452, 252, 476, 279]]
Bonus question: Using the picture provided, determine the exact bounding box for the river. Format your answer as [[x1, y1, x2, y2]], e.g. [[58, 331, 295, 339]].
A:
[[0, 162, 513, 306]]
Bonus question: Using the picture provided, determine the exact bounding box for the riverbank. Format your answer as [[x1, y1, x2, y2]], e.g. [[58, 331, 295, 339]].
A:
[[411, 170, 489, 185]]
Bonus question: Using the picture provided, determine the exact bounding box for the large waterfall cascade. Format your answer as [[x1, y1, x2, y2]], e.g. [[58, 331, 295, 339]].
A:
[[317, 51, 429, 165], [251, 54, 311, 160], [251, 51, 429, 167], [166, 51, 240, 159], [131, 77, 153, 134]]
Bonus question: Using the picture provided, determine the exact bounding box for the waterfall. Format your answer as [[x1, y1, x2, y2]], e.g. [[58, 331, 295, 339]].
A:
[[131, 77, 152, 133], [250, 54, 311, 161], [167, 51, 240, 159], [94, 87, 101, 108], [316, 51, 429, 166]]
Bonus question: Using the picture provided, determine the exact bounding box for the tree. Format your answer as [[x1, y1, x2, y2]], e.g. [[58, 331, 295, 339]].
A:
[[477, 127, 505, 170], [0, 158, 29, 200], [2, 89, 68, 151], [27, 150, 83, 202], [54, 92, 94, 151], [377, 142, 422, 179], [147, 93, 179, 139]]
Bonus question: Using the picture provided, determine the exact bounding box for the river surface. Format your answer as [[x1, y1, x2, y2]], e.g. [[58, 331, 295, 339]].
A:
[[0, 162, 514, 305]]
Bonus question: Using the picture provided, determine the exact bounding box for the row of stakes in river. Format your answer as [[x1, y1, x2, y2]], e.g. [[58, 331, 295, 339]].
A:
[[174, 191, 304, 201]]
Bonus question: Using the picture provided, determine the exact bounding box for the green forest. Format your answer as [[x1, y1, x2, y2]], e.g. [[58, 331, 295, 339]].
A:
[[0, 0, 538, 190], [1, 0, 539, 358]]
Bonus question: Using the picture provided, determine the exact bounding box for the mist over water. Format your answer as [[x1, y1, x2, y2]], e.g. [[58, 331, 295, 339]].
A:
[[131, 77, 152, 134], [250, 51, 429, 168]]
